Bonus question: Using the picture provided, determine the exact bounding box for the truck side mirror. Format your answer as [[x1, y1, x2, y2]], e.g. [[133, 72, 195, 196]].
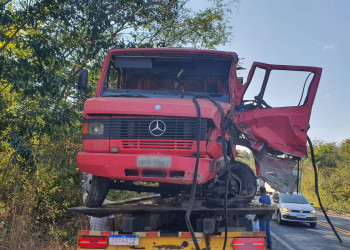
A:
[[78, 69, 88, 91], [310, 202, 314, 205]]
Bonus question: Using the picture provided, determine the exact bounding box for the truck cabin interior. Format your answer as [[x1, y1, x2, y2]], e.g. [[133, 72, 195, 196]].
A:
[[101, 54, 232, 100]]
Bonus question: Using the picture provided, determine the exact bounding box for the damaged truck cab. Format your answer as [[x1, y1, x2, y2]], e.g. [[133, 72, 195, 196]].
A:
[[77, 48, 321, 207]]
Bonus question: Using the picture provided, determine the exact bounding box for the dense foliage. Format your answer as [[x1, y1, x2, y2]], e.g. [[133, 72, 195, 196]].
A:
[[0, 0, 234, 248], [301, 139, 350, 212]]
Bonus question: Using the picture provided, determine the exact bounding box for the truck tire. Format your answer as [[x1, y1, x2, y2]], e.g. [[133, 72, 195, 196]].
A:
[[310, 222, 317, 228], [82, 173, 93, 203], [84, 175, 110, 207], [204, 161, 257, 207]]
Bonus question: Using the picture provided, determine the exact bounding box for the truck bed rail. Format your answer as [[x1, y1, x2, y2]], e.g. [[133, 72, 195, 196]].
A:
[[68, 195, 274, 218]]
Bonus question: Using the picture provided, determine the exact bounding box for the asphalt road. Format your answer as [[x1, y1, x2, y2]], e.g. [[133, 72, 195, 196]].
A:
[[269, 212, 350, 249]]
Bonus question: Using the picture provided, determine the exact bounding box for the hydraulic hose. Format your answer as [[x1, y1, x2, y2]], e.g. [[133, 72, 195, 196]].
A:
[[195, 95, 231, 250], [186, 95, 231, 250], [307, 136, 342, 243], [185, 96, 202, 250]]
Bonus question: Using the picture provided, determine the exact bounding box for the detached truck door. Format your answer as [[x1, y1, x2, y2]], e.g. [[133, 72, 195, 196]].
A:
[[234, 62, 322, 192]]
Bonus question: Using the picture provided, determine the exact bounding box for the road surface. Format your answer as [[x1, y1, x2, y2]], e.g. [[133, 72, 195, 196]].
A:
[[269, 213, 350, 249]]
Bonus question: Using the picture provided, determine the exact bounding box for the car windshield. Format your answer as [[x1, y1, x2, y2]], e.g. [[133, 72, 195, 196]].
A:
[[280, 194, 309, 204], [101, 53, 232, 102]]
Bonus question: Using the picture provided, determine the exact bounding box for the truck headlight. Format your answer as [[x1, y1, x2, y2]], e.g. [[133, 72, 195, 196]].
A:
[[88, 123, 104, 135], [282, 207, 291, 212], [311, 209, 316, 214]]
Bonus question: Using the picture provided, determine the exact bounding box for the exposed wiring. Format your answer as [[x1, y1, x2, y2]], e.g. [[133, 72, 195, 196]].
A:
[[307, 136, 342, 243]]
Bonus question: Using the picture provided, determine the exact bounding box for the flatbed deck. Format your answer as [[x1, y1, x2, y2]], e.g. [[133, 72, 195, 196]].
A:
[[72, 196, 272, 249], [68, 196, 275, 218]]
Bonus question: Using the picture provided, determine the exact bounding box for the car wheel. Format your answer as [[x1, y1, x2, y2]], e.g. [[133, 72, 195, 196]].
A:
[[84, 175, 110, 207], [277, 211, 284, 225], [310, 222, 317, 228]]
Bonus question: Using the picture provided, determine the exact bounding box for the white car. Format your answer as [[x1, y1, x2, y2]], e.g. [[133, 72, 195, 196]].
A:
[[272, 192, 317, 228]]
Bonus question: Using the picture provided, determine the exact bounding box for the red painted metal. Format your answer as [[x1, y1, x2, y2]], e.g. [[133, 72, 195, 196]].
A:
[[109, 139, 207, 156], [83, 97, 231, 128], [234, 62, 322, 157], [83, 139, 208, 157], [77, 152, 216, 185], [83, 139, 109, 153]]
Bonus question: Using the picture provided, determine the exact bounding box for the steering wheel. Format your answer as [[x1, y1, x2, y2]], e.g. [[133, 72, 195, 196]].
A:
[[181, 78, 203, 92]]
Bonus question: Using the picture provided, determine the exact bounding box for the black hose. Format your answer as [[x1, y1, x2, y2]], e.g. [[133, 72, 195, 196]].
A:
[[185, 96, 202, 250], [307, 136, 342, 243], [195, 95, 230, 250]]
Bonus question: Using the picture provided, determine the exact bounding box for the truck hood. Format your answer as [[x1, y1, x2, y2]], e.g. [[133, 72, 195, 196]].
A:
[[83, 97, 231, 128]]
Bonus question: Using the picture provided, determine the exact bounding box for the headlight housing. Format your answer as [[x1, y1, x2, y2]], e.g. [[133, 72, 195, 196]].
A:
[[281, 207, 291, 212], [311, 209, 316, 214], [83, 122, 104, 135], [89, 123, 104, 135]]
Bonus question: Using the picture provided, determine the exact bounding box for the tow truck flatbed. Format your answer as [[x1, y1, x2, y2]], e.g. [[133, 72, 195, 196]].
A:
[[70, 196, 273, 249], [68, 195, 275, 218]]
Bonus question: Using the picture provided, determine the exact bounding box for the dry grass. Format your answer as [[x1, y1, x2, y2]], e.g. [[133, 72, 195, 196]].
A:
[[0, 188, 88, 250]]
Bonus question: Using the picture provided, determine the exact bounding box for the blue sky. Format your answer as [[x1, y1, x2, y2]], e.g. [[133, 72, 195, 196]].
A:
[[190, 0, 350, 143]]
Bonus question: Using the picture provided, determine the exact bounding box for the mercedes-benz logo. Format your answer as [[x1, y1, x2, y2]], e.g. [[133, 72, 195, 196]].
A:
[[149, 120, 166, 136]]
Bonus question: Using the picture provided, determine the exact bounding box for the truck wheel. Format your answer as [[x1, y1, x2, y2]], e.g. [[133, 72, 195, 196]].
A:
[[82, 173, 93, 203], [204, 161, 257, 207], [84, 175, 110, 207], [310, 222, 317, 228], [277, 211, 284, 225]]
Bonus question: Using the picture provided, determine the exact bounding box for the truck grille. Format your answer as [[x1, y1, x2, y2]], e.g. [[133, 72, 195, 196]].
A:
[[83, 118, 207, 140], [111, 118, 206, 140], [122, 140, 194, 149]]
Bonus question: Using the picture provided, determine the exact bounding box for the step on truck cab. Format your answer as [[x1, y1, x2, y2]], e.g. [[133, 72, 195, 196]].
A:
[[77, 48, 322, 207]]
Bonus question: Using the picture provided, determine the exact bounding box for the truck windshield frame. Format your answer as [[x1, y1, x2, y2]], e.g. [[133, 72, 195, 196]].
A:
[[100, 54, 232, 102]]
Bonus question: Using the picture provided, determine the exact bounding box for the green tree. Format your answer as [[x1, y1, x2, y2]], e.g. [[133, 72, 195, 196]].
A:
[[312, 140, 339, 169], [339, 139, 350, 163], [0, 0, 237, 247], [301, 139, 350, 212]]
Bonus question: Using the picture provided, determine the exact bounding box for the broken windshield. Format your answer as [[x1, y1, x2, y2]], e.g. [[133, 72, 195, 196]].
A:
[[101, 54, 232, 102]]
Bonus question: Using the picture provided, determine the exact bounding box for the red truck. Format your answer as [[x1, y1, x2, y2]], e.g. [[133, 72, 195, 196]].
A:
[[77, 48, 321, 208]]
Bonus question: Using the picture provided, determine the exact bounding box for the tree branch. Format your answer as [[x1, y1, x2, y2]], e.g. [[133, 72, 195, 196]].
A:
[[0, 25, 24, 54]]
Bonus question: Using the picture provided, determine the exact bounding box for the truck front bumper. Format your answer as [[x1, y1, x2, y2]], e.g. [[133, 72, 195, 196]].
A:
[[77, 152, 217, 185]]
